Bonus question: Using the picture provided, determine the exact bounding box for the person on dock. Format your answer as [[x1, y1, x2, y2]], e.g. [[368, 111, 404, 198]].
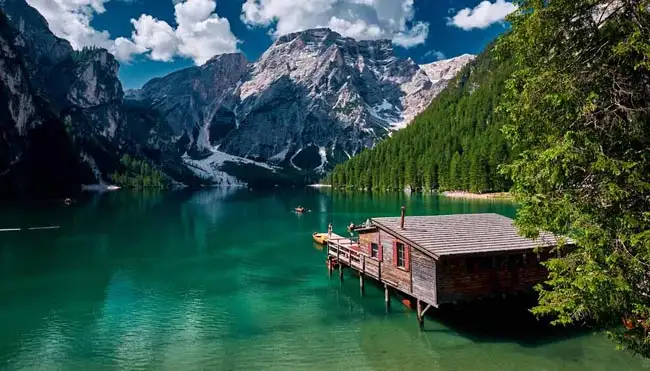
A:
[[328, 222, 332, 239], [348, 222, 356, 236]]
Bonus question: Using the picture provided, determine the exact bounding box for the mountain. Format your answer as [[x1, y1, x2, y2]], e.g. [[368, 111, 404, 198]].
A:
[[0, 0, 473, 194], [419, 54, 476, 83], [0, 0, 194, 196], [129, 28, 474, 178], [327, 47, 513, 193], [0, 7, 91, 196]]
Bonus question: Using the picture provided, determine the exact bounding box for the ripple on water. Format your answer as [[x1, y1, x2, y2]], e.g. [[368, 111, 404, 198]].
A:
[[0, 190, 648, 370]]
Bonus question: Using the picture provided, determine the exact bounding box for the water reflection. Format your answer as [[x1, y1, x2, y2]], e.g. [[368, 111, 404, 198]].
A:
[[0, 189, 646, 370]]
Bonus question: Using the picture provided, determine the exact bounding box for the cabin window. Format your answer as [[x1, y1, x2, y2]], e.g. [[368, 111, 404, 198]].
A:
[[370, 243, 379, 258], [396, 242, 406, 268]]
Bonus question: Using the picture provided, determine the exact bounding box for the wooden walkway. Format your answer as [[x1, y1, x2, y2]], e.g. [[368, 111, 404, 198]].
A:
[[326, 234, 381, 281], [325, 232, 431, 326]]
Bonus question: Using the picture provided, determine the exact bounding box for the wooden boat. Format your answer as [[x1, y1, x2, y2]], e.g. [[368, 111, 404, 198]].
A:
[[313, 232, 329, 245], [295, 207, 306, 213]]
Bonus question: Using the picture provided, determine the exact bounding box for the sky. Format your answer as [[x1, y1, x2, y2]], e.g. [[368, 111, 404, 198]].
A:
[[26, 0, 518, 89]]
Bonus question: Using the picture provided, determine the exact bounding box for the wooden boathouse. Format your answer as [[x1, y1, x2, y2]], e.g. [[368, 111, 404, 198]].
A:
[[326, 209, 567, 329]]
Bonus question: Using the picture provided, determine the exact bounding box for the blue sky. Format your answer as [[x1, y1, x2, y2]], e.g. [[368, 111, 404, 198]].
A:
[[28, 0, 517, 89]]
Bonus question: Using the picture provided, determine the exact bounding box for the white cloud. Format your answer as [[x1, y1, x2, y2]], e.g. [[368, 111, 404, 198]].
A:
[[130, 14, 179, 62], [447, 0, 517, 31], [113, 37, 147, 62], [26, 0, 114, 50], [393, 21, 429, 48], [26, 0, 239, 65], [424, 49, 446, 61], [173, 0, 239, 64], [241, 0, 429, 48]]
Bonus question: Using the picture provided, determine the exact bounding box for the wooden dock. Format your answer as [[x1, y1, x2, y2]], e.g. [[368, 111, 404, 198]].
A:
[[324, 210, 569, 330], [326, 233, 380, 280]]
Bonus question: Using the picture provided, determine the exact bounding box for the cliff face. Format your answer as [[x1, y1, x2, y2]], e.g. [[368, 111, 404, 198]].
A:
[[1, 0, 475, 192], [0, 0, 71, 99], [0, 9, 91, 196], [129, 53, 249, 153], [0, 0, 188, 196]]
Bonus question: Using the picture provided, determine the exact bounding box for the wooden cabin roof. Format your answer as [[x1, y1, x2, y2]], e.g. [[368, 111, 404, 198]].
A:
[[371, 213, 565, 258]]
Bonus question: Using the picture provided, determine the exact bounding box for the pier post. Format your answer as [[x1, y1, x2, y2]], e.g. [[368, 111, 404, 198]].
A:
[[328, 257, 332, 279], [360, 255, 365, 296], [337, 244, 343, 281], [384, 284, 391, 312], [416, 299, 424, 331]]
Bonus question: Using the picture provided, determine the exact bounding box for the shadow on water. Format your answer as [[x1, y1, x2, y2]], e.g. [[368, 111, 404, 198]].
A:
[[333, 272, 592, 350], [429, 295, 592, 347], [2, 188, 646, 369]]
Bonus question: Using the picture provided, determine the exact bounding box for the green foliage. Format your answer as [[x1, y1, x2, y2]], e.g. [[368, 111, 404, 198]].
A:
[[70, 46, 101, 63], [499, 0, 650, 357], [109, 154, 166, 189], [328, 48, 514, 192]]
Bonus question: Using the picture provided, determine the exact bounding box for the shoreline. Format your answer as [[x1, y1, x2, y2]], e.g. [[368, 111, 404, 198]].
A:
[[441, 191, 513, 200]]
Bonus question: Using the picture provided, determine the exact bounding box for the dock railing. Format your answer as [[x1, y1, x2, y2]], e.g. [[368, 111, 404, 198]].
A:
[[327, 235, 381, 280]]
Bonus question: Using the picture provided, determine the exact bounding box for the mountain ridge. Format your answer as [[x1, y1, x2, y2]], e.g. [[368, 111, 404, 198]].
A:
[[128, 27, 474, 180], [0, 0, 474, 193]]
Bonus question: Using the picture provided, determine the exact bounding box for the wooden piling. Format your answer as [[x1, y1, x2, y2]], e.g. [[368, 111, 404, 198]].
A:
[[328, 257, 333, 279], [360, 255, 365, 295], [384, 284, 391, 311], [417, 299, 424, 330], [337, 244, 343, 281]]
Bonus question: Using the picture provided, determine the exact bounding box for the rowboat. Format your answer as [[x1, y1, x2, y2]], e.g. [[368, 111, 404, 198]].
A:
[[312, 232, 329, 244]]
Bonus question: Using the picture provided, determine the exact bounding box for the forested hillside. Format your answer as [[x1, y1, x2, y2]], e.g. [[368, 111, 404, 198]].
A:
[[327, 46, 513, 193]]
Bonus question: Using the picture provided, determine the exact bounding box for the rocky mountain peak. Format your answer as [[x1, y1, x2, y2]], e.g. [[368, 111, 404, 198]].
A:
[[420, 54, 476, 83], [1, 0, 73, 101], [122, 28, 475, 183], [0, 0, 478, 191], [203, 52, 248, 68], [274, 28, 338, 46], [60, 48, 124, 109], [0, 0, 72, 65]]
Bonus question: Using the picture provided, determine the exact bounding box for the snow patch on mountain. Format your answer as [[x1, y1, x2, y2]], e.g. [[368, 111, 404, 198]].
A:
[[183, 147, 277, 186], [314, 146, 328, 173], [129, 28, 475, 181]]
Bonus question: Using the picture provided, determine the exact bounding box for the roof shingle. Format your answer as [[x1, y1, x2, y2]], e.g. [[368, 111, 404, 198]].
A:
[[371, 213, 564, 258]]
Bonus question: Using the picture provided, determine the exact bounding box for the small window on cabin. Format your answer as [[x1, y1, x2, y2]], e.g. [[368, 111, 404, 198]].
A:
[[396, 242, 406, 268], [370, 243, 379, 258]]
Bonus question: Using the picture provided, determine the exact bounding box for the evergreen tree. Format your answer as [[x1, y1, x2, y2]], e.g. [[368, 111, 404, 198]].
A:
[[328, 45, 514, 192], [501, 0, 650, 356]]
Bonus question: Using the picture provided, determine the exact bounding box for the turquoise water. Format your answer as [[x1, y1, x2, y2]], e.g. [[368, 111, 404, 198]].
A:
[[0, 189, 647, 370]]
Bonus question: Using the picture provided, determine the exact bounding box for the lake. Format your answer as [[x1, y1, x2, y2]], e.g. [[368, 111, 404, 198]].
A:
[[0, 189, 647, 370]]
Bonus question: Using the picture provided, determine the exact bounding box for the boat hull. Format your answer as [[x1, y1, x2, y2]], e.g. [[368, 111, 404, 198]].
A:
[[312, 233, 329, 245]]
